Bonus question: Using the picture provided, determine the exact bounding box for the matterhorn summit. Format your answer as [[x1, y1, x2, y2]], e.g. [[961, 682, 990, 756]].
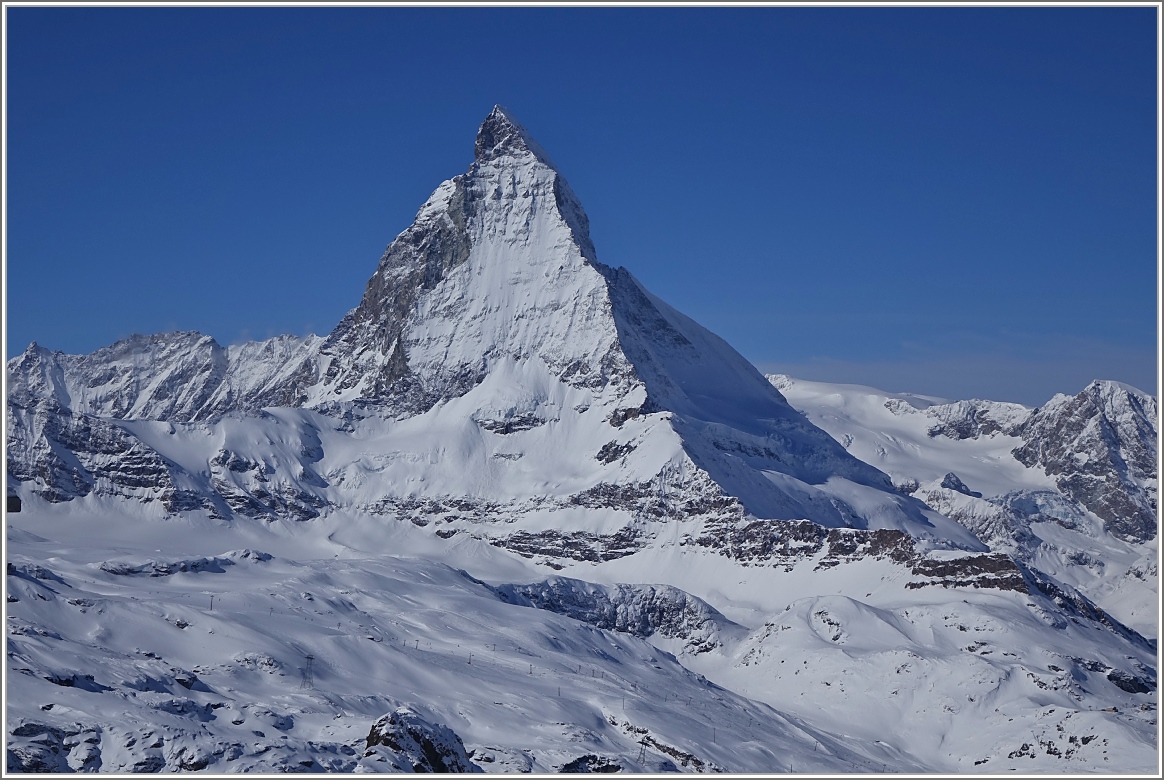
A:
[[7, 105, 979, 553], [5, 108, 1157, 774], [315, 105, 610, 405]]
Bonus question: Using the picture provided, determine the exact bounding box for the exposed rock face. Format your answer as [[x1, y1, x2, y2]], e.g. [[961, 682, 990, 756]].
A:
[[1011, 381, 1157, 543], [493, 577, 745, 653], [6, 721, 120, 773], [925, 399, 1030, 440], [491, 527, 642, 566], [6, 107, 1158, 778], [557, 753, 625, 773], [912, 486, 1041, 559], [314, 105, 628, 412], [5, 399, 210, 511], [695, 518, 914, 570], [939, 472, 980, 498], [908, 553, 1026, 592], [693, 516, 1027, 592], [363, 706, 479, 773], [318, 175, 472, 408], [769, 371, 1157, 640], [925, 381, 1159, 545], [1020, 565, 1153, 650]]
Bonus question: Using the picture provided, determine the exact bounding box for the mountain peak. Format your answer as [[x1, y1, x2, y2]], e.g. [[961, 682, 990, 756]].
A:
[[474, 105, 555, 167]]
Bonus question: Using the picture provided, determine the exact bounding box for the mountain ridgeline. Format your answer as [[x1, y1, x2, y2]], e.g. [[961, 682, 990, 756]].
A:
[[7, 106, 978, 551], [7, 107, 1156, 565], [5, 106, 1159, 775]]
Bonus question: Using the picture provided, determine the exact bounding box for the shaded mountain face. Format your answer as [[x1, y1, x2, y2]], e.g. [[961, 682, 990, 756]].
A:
[[7, 106, 972, 551], [1011, 380, 1158, 544]]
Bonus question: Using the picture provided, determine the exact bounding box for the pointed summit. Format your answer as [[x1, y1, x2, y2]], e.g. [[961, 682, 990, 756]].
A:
[[474, 105, 555, 167]]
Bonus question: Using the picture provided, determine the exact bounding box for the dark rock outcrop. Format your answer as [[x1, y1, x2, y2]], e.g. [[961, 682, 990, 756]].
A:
[[1011, 381, 1157, 543], [363, 706, 479, 773], [494, 577, 743, 653]]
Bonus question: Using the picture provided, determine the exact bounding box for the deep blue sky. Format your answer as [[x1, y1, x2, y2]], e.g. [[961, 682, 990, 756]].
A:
[[5, 6, 1159, 405]]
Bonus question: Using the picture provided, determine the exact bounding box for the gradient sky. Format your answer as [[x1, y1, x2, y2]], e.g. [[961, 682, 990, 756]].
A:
[[5, 6, 1159, 405]]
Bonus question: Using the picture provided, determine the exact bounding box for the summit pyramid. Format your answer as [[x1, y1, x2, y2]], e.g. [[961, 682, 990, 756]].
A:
[[8, 106, 980, 553]]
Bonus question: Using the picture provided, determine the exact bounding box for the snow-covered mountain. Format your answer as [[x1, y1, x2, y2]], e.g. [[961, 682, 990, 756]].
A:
[[6, 106, 982, 554], [5, 107, 1158, 773], [768, 373, 1158, 638]]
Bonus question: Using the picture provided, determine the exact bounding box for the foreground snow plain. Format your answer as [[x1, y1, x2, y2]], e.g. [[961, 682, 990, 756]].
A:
[[7, 493, 1157, 773], [8, 504, 917, 774]]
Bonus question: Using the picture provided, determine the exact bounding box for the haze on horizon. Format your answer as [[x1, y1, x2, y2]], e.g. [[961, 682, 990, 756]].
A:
[[4, 6, 1158, 407]]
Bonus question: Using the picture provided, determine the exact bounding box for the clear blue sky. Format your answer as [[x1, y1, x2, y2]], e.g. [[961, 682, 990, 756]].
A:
[[5, 6, 1158, 405]]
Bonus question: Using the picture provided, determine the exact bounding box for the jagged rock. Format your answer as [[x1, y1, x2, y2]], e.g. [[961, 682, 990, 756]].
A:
[[925, 399, 1029, 440], [6, 722, 87, 773], [1011, 381, 1158, 543], [595, 441, 636, 464], [6, 107, 964, 554], [4, 104, 1157, 779], [912, 487, 1040, 558], [558, 753, 624, 773], [363, 706, 479, 773], [893, 477, 920, 495], [492, 527, 641, 564], [908, 553, 1027, 592], [1020, 566, 1153, 650], [97, 556, 234, 577], [1106, 669, 1155, 694], [494, 577, 743, 653], [6, 333, 322, 424], [939, 472, 981, 498], [694, 518, 917, 571]]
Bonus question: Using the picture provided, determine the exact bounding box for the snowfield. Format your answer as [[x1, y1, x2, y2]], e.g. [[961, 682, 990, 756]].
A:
[[5, 106, 1158, 773], [6, 504, 1157, 773]]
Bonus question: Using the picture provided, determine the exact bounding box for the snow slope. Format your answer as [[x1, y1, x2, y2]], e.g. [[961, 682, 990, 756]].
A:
[[6, 504, 1157, 773], [6, 509, 935, 774]]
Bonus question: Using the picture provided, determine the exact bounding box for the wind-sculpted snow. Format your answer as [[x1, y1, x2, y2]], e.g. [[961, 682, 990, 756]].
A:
[[708, 588, 1156, 772], [6, 512, 1158, 773]]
